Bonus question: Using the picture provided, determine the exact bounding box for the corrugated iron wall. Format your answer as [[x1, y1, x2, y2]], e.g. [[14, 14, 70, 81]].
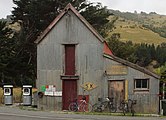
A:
[[37, 10, 105, 111], [36, 8, 159, 114], [104, 57, 159, 114]]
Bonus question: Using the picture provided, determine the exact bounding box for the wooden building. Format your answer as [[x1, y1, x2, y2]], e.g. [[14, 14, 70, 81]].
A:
[[35, 4, 160, 113]]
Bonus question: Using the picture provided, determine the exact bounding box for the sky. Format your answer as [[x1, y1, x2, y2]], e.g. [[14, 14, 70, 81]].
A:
[[0, 0, 16, 19], [0, 0, 166, 19]]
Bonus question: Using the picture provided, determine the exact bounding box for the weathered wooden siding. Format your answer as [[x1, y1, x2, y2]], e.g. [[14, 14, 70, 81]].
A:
[[104, 56, 159, 114], [37, 10, 104, 111]]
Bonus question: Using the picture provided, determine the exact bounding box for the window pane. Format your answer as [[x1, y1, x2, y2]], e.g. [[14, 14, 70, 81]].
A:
[[136, 80, 141, 88], [142, 79, 148, 88], [135, 79, 149, 89]]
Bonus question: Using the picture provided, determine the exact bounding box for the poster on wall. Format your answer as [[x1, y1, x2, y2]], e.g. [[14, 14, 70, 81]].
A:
[[42, 85, 62, 96], [44, 85, 56, 96]]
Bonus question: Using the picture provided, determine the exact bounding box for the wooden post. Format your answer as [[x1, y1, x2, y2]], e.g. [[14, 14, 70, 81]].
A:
[[125, 80, 128, 100]]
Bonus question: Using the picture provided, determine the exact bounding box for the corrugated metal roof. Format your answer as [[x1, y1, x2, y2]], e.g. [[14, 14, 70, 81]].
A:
[[34, 3, 104, 44]]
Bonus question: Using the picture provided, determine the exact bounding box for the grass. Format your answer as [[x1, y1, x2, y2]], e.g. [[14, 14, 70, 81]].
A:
[[110, 27, 166, 45], [108, 16, 166, 45], [62, 111, 162, 117]]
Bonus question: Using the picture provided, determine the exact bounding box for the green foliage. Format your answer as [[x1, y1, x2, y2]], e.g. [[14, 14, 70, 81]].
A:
[[161, 71, 166, 82], [135, 43, 152, 66], [12, 0, 111, 38], [156, 43, 166, 65], [80, 3, 113, 37], [107, 33, 138, 63], [142, 24, 166, 38], [0, 21, 17, 86], [159, 64, 166, 78], [107, 33, 166, 68]]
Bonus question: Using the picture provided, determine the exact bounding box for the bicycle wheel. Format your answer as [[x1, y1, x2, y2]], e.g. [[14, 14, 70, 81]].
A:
[[83, 103, 92, 112], [122, 104, 128, 115], [109, 105, 117, 113], [92, 103, 102, 112], [131, 107, 135, 116], [118, 100, 125, 111], [68, 102, 78, 112], [101, 101, 109, 112]]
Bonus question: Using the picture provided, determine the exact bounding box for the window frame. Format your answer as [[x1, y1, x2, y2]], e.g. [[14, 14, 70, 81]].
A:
[[134, 78, 149, 91]]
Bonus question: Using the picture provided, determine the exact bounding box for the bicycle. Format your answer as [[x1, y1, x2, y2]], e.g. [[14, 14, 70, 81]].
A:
[[118, 99, 137, 116], [68, 96, 92, 112], [93, 97, 117, 112], [118, 99, 129, 115], [128, 99, 137, 116]]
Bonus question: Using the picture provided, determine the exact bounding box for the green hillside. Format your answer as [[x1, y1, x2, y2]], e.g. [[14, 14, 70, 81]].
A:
[[108, 10, 166, 45]]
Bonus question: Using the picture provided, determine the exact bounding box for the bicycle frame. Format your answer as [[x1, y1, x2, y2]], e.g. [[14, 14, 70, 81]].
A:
[[77, 99, 87, 110], [93, 97, 116, 112], [69, 97, 92, 112], [118, 99, 137, 116]]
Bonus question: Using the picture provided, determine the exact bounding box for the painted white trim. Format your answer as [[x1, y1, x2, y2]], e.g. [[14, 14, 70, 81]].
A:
[[3, 85, 13, 88], [23, 85, 32, 88]]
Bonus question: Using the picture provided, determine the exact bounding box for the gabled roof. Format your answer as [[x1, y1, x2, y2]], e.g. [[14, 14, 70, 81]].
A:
[[35, 3, 104, 44], [104, 54, 160, 79]]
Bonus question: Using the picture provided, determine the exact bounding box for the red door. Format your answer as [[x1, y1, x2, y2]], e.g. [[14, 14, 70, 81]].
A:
[[62, 45, 77, 110], [62, 80, 77, 110], [65, 45, 75, 75]]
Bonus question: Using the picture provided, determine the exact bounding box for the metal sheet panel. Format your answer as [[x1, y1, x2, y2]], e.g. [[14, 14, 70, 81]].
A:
[[36, 9, 105, 111], [104, 57, 159, 113]]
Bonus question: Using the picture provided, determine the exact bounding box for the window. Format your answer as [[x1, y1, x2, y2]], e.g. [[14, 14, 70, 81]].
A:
[[134, 79, 149, 91]]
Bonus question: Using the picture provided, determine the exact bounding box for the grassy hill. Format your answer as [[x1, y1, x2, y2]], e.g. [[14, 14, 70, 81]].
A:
[[107, 10, 166, 45]]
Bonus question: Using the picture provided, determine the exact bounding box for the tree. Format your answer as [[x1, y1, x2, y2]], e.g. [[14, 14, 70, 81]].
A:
[[149, 43, 156, 60], [107, 33, 137, 63], [156, 43, 166, 66], [107, 33, 121, 56], [135, 43, 152, 67], [80, 3, 115, 37], [0, 21, 17, 86]]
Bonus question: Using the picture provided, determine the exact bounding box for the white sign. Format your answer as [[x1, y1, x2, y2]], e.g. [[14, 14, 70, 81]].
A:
[[44, 85, 56, 96], [44, 85, 62, 96], [54, 91, 62, 96]]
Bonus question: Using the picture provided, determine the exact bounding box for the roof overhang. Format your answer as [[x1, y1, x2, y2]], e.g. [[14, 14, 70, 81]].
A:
[[104, 54, 160, 79]]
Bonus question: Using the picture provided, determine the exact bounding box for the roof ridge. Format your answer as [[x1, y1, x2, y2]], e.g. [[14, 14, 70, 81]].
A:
[[35, 3, 104, 44]]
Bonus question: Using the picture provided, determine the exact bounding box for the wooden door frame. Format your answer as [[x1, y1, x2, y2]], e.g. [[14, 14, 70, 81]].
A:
[[108, 79, 125, 100]]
